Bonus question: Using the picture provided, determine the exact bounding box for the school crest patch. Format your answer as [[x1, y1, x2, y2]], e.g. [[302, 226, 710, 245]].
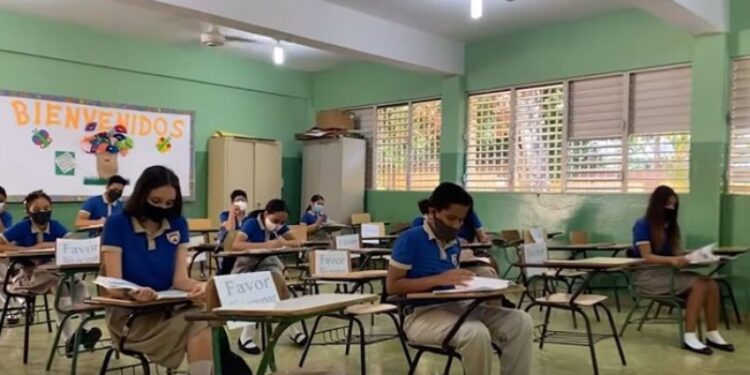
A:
[[166, 231, 181, 245]]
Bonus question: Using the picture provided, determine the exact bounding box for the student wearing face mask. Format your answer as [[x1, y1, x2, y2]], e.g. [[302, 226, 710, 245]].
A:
[[387, 182, 532, 375], [75, 175, 128, 229], [630, 185, 734, 355], [232, 199, 307, 354], [100, 166, 226, 375], [0, 186, 11, 232], [216, 190, 251, 275], [301, 194, 328, 234], [0, 190, 100, 356]]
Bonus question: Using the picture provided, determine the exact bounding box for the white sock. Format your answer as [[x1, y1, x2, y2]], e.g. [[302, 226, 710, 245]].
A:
[[706, 330, 728, 345], [240, 324, 256, 344], [684, 332, 706, 349], [188, 360, 213, 375]]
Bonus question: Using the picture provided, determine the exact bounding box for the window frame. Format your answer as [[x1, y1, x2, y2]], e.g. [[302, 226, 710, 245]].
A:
[[728, 56, 750, 195]]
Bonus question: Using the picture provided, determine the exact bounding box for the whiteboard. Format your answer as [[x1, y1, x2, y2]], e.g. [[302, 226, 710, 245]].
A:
[[0, 91, 194, 201]]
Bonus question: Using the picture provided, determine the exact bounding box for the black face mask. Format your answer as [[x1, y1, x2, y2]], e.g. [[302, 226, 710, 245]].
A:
[[30, 211, 52, 227], [665, 208, 677, 223], [106, 189, 123, 203], [142, 203, 173, 222], [431, 216, 459, 242]]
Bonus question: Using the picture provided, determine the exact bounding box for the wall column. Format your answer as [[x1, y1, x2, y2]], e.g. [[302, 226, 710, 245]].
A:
[[440, 75, 467, 183]]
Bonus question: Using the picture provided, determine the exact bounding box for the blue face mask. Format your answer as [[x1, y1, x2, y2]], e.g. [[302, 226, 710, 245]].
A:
[[312, 204, 325, 214]]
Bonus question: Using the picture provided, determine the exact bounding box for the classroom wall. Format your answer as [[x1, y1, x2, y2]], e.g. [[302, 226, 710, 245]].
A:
[[312, 5, 750, 308], [0, 10, 314, 227]]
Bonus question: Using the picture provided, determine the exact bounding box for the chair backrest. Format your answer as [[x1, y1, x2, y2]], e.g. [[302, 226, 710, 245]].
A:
[[188, 218, 214, 232], [288, 224, 308, 242], [569, 230, 589, 245], [501, 230, 521, 242], [351, 213, 372, 225], [389, 222, 411, 235], [335, 234, 361, 250], [523, 228, 547, 244], [309, 250, 351, 275]]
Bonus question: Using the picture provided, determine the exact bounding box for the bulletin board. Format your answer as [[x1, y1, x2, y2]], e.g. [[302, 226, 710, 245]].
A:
[[0, 91, 194, 201]]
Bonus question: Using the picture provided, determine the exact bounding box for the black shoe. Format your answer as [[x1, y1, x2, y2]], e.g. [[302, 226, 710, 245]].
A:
[[237, 338, 261, 355], [65, 336, 77, 358], [681, 343, 713, 355], [290, 332, 308, 347], [81, 327, 102, 350], [706, 340, 735, 352]]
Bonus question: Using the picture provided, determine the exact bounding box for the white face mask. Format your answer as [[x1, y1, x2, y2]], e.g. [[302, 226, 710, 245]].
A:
[[234, 200, 247, 211], [264, 217, 279, 231]]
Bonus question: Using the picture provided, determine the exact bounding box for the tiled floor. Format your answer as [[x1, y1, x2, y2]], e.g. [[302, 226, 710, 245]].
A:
[[1, 294, 748, 374]]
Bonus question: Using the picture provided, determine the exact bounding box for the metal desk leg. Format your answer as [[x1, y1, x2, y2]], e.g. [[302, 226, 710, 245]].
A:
[[211, 326, 226, 375], [257, 320, 294, 375]]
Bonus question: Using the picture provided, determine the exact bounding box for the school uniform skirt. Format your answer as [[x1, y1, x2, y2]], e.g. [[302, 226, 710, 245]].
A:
[[632, 268, 700, 296], [105, 305, 207, 369]]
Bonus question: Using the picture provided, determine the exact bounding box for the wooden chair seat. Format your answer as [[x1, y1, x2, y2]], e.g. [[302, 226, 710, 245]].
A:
[[536, 293, 607, 306], [344, 303, 397, 316]]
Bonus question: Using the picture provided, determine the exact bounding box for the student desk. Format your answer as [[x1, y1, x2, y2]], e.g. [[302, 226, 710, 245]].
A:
[[360, 235, 398, 248], [186, 293, 379, 375], [515, 257, 642, 375], [74, 223, 104, 235], [347, 248, 392, 270], [215, 248, 309, 272], [302, 240, 331, 249], [313, 224, 352, 234], [713, 246, 750, 256], [546, 243, 617, 260], [38, 263, 104, 375], [86, 296, 194, 375], [308, 270, 387, 296]]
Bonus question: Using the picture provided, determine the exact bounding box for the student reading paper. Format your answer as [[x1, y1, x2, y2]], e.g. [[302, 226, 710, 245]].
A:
[[100, 166, 215, 374], [629, 185, 734, 355], [387, 182, 532, 375]]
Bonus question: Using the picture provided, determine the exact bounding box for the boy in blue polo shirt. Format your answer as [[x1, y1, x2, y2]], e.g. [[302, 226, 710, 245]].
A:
[[75, 175, 128, 229], [0, 186, 11, 232], [387, 182, 532, 375]]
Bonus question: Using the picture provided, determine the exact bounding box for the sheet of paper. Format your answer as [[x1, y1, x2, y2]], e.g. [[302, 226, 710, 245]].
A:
[[314, 250, 350, 274], [433, 277, 511, 294], [213, 271, 280, 329], [529, 228, 546, 244], [94, 276, 141, 290], [55, 237, 100, 266], [156, 290, 189, 300], [361, 223, 381, 245], [687, 243, 719, 264], [335, 234, 360, 250]]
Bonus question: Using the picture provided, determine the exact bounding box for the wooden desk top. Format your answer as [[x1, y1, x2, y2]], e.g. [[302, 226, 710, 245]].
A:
[[74, 224, 103, 232], [713, 247, 750, 256], [303, 241, 331, 247], [361, 235, 398, 242], [315, 224, 351, 233], [215, 247, 308, 257], [40, 263, 100, 272], [461, 243, 493, 250], [406, 284, 525, 300], [309, 270, 387, 281], [346, 247, 392, 255], [516, 257, 643, 269], [87, 296, 192, 308], [211, 293, 378, 318], [0, 248, 55, 259], [546, 243, 616, 251], [189, 228, 220, 234]]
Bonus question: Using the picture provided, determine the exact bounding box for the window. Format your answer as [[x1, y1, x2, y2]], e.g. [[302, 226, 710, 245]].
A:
[[465, 65, 692, 194], [369, 99, 441, 191], [349, 107, 376, 189], [729, 58, 750, 194]]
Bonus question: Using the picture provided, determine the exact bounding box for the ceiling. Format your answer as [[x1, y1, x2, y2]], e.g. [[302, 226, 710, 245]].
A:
[[0, 0, 639, 71], [323, 0, 635, 42]]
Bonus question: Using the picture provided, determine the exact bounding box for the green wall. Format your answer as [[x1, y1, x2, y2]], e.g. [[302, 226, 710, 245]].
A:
[[0, 10, 313, 226]]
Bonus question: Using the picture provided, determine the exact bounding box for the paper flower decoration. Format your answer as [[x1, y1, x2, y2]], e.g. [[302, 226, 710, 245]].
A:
[[156, 136, 172, 153], [80, 123, 134, 156], [31, 129, 53, 149]]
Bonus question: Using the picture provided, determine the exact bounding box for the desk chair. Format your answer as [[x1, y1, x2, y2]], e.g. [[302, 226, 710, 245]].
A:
[[569, 230, 628, 312], [350, 213, 372, 226]]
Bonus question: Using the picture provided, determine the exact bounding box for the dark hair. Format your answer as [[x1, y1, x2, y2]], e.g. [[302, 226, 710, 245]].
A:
[[107, 175, 129, 187], [645, 185, 680, 253], [230, 189, 247, 201], [417, 199, 430, 215], [305, 194, 324, 212], [428, 182, 473, 211], [124, 166, 182, 218], [23, 190, 51, 212], [0, 185, 6, 199]]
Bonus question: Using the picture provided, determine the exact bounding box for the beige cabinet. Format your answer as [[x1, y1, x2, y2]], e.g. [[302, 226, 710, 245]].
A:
[[207, 136, 282, 226], [301, 137, 365, 224]]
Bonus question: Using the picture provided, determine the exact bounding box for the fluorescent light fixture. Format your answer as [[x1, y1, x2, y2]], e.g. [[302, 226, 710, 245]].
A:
[[471, 0, 483, 19], [273, 42, 285, 65]]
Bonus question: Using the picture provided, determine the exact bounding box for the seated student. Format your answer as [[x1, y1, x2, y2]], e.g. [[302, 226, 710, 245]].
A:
[[0, 190, 99, 355], [459, 207, 491, 244], [100, 166, 216, 374], [75, 175, 128, 228], [410, 199, 430, 228], [0, 185, 11, 232], [301, 194, 328, 234], [630, 185, 734, 355], [387, 182, 532, 375], [232, 199, 307, 354], [217, 189, 251, 274]]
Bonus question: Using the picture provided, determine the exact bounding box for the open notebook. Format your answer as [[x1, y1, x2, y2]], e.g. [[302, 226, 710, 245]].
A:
[[434, 277, 512, 294], [94, 276, 189, 300]]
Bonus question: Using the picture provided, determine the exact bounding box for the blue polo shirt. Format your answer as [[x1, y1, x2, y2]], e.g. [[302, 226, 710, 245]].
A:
[[101, 213, 189, 291], [1, 211, 12, 229], [390, 223, 460, 284], [411, 216, 425, 228], [218, 210, 251, 242], [1, 218, 68, 247], [629, 218, 672, 257], [239, 215, 290, 242], [80, 195, 123, 220], [458, 211, 483, 243], [301, 211, 326, 226]]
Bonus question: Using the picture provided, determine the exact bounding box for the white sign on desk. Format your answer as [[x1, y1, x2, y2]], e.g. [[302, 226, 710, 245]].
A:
[[529, 228, 546, 244], [214, 271, 280, 329], [361, 223, 381, 245], [314, 250, 350, 274], [336, 234, 360, 250], [55, 237, 100, 266], [523, 242, 548, 278]]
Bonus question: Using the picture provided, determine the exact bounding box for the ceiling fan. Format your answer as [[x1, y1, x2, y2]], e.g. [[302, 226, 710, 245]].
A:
[[200, 24, 257, 47]]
